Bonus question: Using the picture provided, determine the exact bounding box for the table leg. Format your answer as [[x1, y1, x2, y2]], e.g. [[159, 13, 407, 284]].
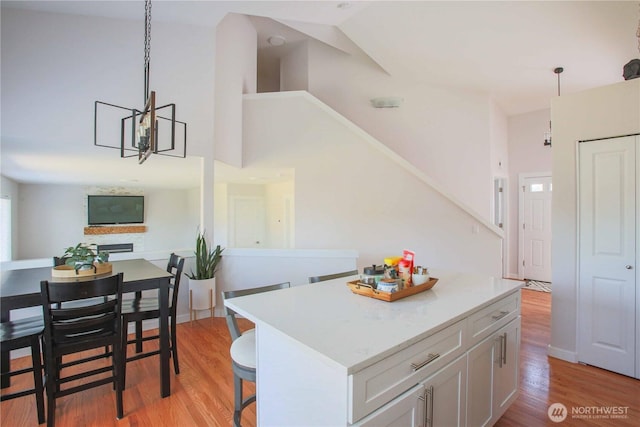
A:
[[134, 291, 143, 353], [158, 277, 170, 397]]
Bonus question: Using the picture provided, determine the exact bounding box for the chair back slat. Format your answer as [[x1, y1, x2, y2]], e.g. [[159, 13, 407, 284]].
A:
[[308, 269, 358, 283], [50, 311, 118, 343], [43, 275, 122, 303], [222, 282, 290, 341], [41, 273, 123, 350], [166, 253, 185, 308], [50, 299, 118, 321]]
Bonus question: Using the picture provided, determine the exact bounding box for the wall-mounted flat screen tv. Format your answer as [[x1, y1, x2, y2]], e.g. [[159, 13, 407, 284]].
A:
[[87, 195, 144, 225]]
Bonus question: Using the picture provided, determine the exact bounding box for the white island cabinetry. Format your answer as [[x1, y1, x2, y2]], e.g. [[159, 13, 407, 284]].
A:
[[224, 271, 522, 426], [467, 292, 521, 427], [355, 354, 467, 427]]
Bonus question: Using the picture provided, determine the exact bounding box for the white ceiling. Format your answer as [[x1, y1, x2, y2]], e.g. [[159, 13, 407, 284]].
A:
[[343, 1, 639, 115], [2, 1, 639, 189]]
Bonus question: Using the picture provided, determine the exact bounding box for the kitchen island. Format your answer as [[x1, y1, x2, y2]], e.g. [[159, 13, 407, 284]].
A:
[[224, 270, 522, 426]]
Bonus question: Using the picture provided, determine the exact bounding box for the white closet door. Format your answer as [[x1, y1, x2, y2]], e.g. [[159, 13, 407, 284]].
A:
[[578, 136, 636, 378]]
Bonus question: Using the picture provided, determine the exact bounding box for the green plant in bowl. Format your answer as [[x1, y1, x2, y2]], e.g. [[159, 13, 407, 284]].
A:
[[61, 243, 109, 272]]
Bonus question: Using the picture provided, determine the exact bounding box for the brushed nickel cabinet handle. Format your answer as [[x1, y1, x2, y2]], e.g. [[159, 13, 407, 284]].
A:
[[496, 335, 504, 368], [502, 332, 508, 365], [425, 385, 434, 427], [419, 391, 428, 427], [491, 310, 509, 321], [411, 353, 440, 371]]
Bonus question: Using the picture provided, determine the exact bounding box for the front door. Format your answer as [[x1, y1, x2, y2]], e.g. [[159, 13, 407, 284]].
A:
[[578, 136, 636, 377], [521, 175, 552, 282]]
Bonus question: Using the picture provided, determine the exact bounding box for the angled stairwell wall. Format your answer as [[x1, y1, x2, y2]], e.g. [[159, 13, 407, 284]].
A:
[[243, 91, 503, 277]]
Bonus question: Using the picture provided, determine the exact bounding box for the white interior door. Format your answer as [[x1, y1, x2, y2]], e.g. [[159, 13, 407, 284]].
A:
[[229, 196, 266, 248], [521, 176, 552, 282], [578, 136, 636, 378]]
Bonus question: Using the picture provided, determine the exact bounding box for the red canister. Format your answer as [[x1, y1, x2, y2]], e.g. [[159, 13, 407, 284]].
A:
[[398, 259, 412, 288]]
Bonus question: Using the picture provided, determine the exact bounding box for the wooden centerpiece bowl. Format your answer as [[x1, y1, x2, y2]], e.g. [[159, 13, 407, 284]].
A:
[[52, 262, 112, 278]]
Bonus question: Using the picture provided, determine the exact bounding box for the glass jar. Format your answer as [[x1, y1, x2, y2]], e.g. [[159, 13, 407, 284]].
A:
[[361, 264, 385, 286]]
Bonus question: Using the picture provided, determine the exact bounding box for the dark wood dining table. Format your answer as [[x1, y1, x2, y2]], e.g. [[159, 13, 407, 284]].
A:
[[0, 258, 174, 397]]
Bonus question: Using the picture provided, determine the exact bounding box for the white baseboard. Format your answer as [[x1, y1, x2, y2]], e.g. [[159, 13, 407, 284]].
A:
[[547, 344, 578, 363], [174, 310, 220, 324], [506, 271, 521, 281], [121, 308, 226, 332]]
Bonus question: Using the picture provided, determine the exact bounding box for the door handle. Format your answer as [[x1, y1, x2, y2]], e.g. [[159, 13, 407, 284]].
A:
[[625, 265, 633, 269]]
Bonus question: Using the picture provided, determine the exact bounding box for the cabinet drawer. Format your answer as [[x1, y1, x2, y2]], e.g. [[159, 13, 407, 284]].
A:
[[467, 291, 519, 346], [348, 320, 466, 423]]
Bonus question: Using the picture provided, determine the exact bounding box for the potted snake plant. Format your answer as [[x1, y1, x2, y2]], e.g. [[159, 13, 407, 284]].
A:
[[186, 231, 223, 317]]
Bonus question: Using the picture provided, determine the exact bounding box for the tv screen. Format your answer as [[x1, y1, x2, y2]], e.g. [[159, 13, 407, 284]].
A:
[[88, 195, 144, 225]]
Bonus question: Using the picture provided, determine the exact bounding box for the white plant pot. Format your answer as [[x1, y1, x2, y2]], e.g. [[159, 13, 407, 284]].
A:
[[189, 277, 215, 311]]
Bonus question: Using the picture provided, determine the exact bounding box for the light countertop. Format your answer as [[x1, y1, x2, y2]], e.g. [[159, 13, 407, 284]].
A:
[[224, 270, 522, 374]]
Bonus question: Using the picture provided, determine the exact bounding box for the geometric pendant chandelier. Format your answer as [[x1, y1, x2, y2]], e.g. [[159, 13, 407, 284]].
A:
[[93, 0, 186, 164]]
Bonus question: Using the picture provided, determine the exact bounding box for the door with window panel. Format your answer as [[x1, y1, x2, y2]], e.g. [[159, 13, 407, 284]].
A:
[[522, 176, 552, 282]]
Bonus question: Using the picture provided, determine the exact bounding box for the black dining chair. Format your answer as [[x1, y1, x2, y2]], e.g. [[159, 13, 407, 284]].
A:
[[120, 253, 185, 386], [40, 273, 125, 427], [52, 256, 112, 355], [308, 269, 358, 283], [0, 312, 45, 424], [222, 282, 291, 427]]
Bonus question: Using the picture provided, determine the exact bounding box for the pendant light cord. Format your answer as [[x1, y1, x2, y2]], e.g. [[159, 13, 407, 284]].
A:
[[143, 0, 152, 103], [554, 67, 563, 96]]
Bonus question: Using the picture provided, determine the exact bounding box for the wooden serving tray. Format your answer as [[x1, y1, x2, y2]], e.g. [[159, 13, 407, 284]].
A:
[[52, 262, 112, 278], [346, 278, 439, 302]]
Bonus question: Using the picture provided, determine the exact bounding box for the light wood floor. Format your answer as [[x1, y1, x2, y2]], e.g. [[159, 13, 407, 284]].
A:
[[495, 290, 639, 427], [2, 289, 639, 426]]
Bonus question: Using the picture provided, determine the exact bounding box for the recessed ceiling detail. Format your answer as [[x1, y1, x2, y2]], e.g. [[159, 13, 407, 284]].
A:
[[267, 35, 286, 46]]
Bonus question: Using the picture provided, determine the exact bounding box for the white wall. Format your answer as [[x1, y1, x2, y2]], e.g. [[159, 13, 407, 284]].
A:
[[213, 182, 229, 246], [303, 39, 495, 221], [265, 181, 295, 248], [281, 41, 309, 91], [506, 108, 553, 278], [214, 13, 257, 167], [244, 92, 502, 276], [16, 184, 198, 259], [215, 248, 357, 316], [0, 176, 19, 259], [1, 7, 217, 246], [550, 79, 640, 361], [490, 100, 509, 182], [18, 185, 86, 259], [1, 7, 216, 158], [257, 52, 281, 93], [489, 100, 509, 275]]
